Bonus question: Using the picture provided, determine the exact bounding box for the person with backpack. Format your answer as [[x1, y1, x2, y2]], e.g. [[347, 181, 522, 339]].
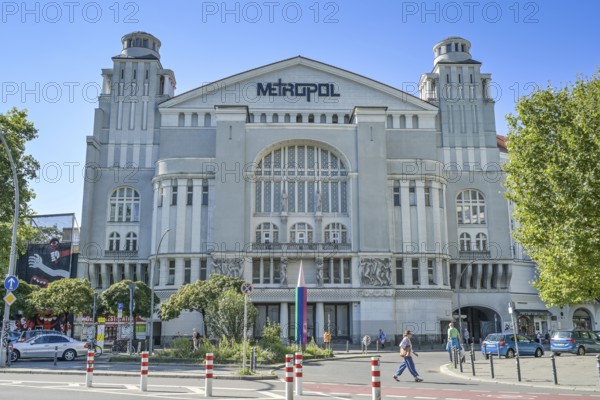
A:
[[392, 330, 423, 382]]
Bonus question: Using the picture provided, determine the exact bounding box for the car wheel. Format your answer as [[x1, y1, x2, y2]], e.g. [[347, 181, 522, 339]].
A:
[[506, 348, 515, 358], [94, 345, 103, 357], [535, 348, 543, 358], [9, 350, 19, 362], [62, 349, 77, 361], [577, 346, 586, 356]]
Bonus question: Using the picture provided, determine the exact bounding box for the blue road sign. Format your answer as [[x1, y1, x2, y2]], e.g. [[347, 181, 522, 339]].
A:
[[4, 276, 19, 292], [118, 303, 123, 310]]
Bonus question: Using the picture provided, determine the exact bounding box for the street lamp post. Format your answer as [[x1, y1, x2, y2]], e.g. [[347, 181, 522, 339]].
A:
[[0, 131, 20, 368], [148, 228, 171, 355]]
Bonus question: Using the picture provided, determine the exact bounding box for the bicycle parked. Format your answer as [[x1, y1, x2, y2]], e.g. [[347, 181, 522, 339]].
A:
[[111, 339, 138, 354]]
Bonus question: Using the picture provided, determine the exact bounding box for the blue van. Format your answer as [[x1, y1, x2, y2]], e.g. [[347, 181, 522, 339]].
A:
[[551, 330, 600, 356]]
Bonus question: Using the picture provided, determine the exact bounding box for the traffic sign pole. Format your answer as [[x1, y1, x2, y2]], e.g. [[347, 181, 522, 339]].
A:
[[240, 282, 253, 371]]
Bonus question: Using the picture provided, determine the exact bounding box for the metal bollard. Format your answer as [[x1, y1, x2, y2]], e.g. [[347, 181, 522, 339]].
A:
[[250, 347, 255, 371], [294, 352, 303, 395], [489, 352, 495, 379], [285, 354, 293, 400], [550, 354, 558, 385], [515, 354, 522, 382], [85, 350, 95, 387], [346, 340, 349, 353], [54, 346, 58, 366], [597, 355, 600, 386], [205, 353, 213, 397], [470, 347, 476, 376], [376, 340, 379, 352], [371, 357, 381, 400], [459, 348, 464, 373], [453, 346, 458, 369], [140, 351, 149, 391]]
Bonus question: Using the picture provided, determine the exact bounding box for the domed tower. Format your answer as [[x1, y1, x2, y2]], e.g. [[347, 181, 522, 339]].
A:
[[120, 31, 162, 59]]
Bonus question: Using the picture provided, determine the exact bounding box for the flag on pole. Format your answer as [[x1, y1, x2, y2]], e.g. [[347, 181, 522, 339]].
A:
[[295, 261, 308, 344]]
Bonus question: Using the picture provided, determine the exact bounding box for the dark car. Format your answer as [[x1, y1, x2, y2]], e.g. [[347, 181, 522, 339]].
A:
[[551, 330, 600, 356], [481, 332, 544, 358]]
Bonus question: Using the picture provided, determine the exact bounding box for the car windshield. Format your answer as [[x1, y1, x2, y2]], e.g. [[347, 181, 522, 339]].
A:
[[552, 331, 572, 338]]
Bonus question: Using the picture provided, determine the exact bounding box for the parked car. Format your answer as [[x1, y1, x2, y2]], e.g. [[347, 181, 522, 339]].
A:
[[550, 330, 600, 356], [481, 332, 544, 358], [18, 329, 67, 342], [10, 334, 88, 362]]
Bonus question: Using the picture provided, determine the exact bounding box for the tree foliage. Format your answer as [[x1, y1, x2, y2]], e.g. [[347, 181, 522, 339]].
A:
[[100, 280, 157, 318], [505, 71, 600, 306], [0, 281, 40, 318], [204, 288, 258, 342], [30, 278, 94, 318], [0, 108, 39, 275]]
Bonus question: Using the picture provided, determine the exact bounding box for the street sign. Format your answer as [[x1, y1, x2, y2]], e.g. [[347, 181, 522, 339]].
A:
[[4, 276, 18, 292], [3, 292, 16, 306], [118, 302, 123, 318], [241, 282, 253, 296]]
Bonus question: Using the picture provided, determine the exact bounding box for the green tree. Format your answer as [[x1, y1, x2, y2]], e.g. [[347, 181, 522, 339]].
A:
[[0, 108, 40, 275], [160, 274, 246, 336], [29, 278, 94, 321], [100, 280, 158, 339], [0, 281, 40, 317], [204, 288, 258, 342], [505, 71, 600, 306]]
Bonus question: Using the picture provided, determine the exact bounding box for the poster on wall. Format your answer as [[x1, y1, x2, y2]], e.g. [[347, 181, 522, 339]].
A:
[[17, 238, 78, 287]]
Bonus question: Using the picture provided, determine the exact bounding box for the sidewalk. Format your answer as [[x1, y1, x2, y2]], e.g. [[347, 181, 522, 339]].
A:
[[441, 352, 600, 392]]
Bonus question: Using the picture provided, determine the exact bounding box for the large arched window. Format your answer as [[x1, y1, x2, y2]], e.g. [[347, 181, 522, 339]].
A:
[[255, 223, 279, 244], [290, 223, 313, 243], [573, 308, 592, 330], [459, 232, 471, 251], [125, 232, 138, 251], [324, 223, 348, 243], [254, 144, 349, 214], [109, 187, 140, 222], [457, 189, 486, 224], [108, 232, 120, 251]]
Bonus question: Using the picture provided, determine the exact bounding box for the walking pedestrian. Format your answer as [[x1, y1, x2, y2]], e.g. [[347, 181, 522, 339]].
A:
[[192, 328, 200, 351], [378, 329, 386, 349], [446, 322, 463, 362], [392, 330, 423, 383], [463, 327, 470, 345]]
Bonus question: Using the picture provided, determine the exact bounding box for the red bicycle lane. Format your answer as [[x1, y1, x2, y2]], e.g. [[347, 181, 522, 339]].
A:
[[303, 381, 600, 399]]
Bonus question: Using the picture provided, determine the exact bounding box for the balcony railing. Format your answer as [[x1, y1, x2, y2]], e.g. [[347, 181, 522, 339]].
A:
[[251, 242, 352, 252], [458, 250, 491, 260], [104, 250, 139, 258]]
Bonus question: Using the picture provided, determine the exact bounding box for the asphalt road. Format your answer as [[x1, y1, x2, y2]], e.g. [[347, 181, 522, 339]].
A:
[[1, 351, 599, 399]]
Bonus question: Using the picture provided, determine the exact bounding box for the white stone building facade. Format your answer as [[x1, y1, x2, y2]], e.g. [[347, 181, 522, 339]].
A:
[[78, 32, 598, 345]]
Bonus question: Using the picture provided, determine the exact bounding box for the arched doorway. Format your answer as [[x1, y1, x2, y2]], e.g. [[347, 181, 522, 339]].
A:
[[518, 315, 533, 336], [452, 306, 502, 343], [572, 308, 592, 330]]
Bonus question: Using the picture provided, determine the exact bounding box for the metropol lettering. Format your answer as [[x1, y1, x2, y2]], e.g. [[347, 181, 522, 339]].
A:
[[257, 79, 340, 102]]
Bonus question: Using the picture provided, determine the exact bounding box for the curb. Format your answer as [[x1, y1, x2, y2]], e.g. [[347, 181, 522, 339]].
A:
[[439, 363, 600, 392]]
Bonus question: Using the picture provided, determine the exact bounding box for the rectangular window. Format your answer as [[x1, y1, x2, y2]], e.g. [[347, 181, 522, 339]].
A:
[[393, 183, 400, 206], [262, 259, 271, 284], [187, 181, 193, 205], [428, 259, 436, 284], [409, 181, 416, 206], [480, 263, 488, 288], [171, 182, 178, 206], [94, 264, 102, 289], [200, 260, 207, 280], [395, 259, 404, 285], [158, 186, 163, 207], [168, 260, 175, 285], [184, 259, 191, 284], [141, 263, 149, 285], [412, 259, 420, 284], [118, 263, 125, 281], [450, 263, 456, 289], [273, 261, 281, 284], [424, 183, 431, 207], [460, 264, 468, 288], [491, 264, 498, 289], [442, 260, 448, 286], [323, 259, 331, 284], [333, 259, 341, 284], [439, 188, 444, 208], [252, 259, 261, 284], [342, 259, 351, 284], [202, 180, 209, 205], [108, 266, 114, 286]]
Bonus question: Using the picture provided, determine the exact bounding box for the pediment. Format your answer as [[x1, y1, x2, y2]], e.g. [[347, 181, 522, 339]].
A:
[[159, 56, 437, 113]]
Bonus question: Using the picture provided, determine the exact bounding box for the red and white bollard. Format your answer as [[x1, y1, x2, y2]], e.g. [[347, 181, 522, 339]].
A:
[[294, 352, 303, 395], [371, 357, 381, 400], [285, 354, 293, 400], [205, 353, 214, 397], [85, 350, 94, 387], [140, 351, 149, 391]]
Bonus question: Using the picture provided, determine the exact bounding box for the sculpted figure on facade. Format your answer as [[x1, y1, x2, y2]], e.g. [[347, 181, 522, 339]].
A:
[[212, 258, 244, 279], [280, 257, 288, 286], [360, 258, 391, 286], [315, 257, 324, 287]]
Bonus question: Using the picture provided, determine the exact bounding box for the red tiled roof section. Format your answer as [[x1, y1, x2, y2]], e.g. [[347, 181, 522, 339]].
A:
[[497, 135, 508, 152]]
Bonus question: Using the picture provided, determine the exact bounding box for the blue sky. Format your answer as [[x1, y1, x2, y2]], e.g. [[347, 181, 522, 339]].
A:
[[1, 0, 598, 224]]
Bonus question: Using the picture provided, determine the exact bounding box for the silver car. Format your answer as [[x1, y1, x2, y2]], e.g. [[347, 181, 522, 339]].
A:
[[10, 334, 88, 362]]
